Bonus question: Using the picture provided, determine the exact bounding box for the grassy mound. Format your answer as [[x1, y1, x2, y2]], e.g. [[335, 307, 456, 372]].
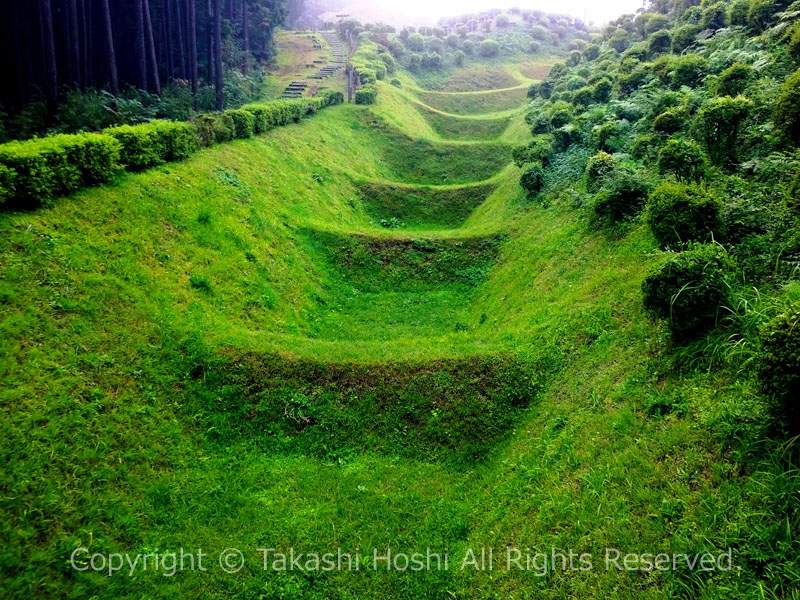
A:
[[413, 86, 528, 115], [415, 106, 512, 141], [357, 180, 496, 228]]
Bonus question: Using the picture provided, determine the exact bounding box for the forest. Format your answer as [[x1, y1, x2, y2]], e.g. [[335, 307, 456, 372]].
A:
[[1, 0, 799, 598]]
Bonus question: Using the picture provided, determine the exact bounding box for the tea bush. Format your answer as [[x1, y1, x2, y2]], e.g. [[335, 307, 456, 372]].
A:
[[646, 182, 723, 248], [642, 243, 735, 338]]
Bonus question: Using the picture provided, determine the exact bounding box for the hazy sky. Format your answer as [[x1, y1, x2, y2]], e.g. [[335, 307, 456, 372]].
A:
[[323, 0, 646, 27]]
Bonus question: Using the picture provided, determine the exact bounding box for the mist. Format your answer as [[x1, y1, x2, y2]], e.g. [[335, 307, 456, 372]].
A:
[[314, 0, 646, 27]]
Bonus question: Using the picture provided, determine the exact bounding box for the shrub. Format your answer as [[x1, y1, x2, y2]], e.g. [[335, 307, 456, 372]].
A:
[[653, 109, 686, 134], [646, 183, 723, 247], [225, 109, 255, 139], [585, 151, 615, 192], [512, 135, 555, 167], [106, 120, 198, 170], [649, 30, 672, 55], [716, 62, 752, 97], [590, 121, 622, 153], [728, 0, 750, 26], [520, 164, 545, 197], [355, 86, 378, 105], [631, 134, 659, 161], [530, 113, 551, 134], [593, 79, 613, 103], [0, 132, 122, 205], [657, 137, 706, 183], [788, 169, 800, 213], [479, 39, 500, 57], [774, 68, 800, 144], [786, 22, 800, 64], [747, 0, 778, 33], [700, 2, 729, 29], [757, 304, 800, 431], [566, 51, 582, 67], [572, 86, 595, 108], [694, 96, 753, 167], [642, 243, 735, 338], [593, 168, 650, 221], [549, 103, 573, 129], [583, 44, 600, 61], [672, 24, 700, 53], [0, 164, 15, 204], [672, 54, 707, 89], [390, 79, 402, 87]]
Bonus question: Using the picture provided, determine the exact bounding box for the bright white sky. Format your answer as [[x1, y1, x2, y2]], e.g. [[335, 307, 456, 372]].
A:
[[325, 0, 646, 27]]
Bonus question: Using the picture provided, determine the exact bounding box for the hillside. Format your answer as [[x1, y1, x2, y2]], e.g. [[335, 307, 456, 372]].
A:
[[1, 10, 800, 599]]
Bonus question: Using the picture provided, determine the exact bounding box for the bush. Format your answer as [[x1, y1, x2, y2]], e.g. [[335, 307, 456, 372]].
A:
[[593, 79, 613, 103], [657, 137, 706, 183], [646, 183, 723, 248], [572, 86, 595, 108], [653, 109, 686, 134], [672, 54, 707, 89], [355, 86, 378, 105], [593, 168, 650, 221], [716, 62, 752, 97], [757, 304, 800, 431], [694, 96, 753, 167], [0, 132, 122, 205], [774, 68, 800, 145], [225, 109, 255, 139], [0, 164, 15, 204], [106, 120, 198, 170], [479, 39, 500, 57], [672, 24, 700, 53], [631, 134, 659, 161], [788, 169, 800, 213], [700, 2, 728, 29], [747, 0, 778, 33], [590, 121, 622, 153], [512, 135, 555, 167], [728, 0, 750, 26], [649, 30, 672, 55], [642, 243, 735, 338], [585, 151, 616, 192], [520, 164, 545, 197]]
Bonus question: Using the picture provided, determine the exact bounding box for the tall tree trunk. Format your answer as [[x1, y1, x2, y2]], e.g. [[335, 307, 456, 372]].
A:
[[143, 0, 160, 93], [40, 0, 59, 115], [68, 0, 81, 87], [207, 0, 215, 83], [100, 0, 119, 94], [165, 0, 175, 79], [135, 0, 148, 89], [242, 0, 249, 57], [12, 2, 26, 104], [79, 0, 88, 87], [175, 0, 187, 78], [225, 0, 233, 21], [188, 0, 199, 109], [214, 0, 223, 110]]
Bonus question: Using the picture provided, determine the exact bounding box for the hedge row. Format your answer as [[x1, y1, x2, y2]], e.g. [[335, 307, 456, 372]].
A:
[[0, 133, 121, 205], [0, 91, 344, 208]]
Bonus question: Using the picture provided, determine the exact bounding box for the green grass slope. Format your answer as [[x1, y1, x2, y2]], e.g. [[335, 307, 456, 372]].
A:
[[0, 53, 797, 600]]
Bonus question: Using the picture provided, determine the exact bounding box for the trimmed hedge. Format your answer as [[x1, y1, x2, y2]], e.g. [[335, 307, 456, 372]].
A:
[[0, 132, 122, 206], [225, 109, 256, 139], [1, 93, 343, 209], [355, 86, 378, 105], [106, 120, 198, 170], [0, 164, 17, 204]]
